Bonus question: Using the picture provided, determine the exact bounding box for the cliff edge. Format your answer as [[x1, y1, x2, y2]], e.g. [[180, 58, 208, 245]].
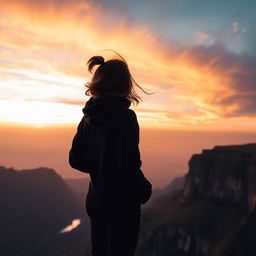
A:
[[138, 143, 256, 256], [183, 143, 256, 210]]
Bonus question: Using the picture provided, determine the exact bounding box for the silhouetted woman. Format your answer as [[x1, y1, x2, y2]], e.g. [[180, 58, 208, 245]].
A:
[[69, 52, 152, 256]]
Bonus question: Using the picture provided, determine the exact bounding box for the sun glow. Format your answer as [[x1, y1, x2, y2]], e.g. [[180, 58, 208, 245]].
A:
[[0, 100, 82, 127]]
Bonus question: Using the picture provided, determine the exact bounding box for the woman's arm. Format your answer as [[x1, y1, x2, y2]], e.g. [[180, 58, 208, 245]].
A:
[[115, 109, 142, 176], [69, 116, 90, 173], [115, 109, 152, 204]]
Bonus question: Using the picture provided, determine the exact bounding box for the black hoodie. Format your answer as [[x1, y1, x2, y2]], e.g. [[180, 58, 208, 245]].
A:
[[69, 95, 152, 205]]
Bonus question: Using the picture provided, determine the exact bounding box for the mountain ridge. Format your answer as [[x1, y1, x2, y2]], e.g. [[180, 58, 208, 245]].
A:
[[0, 165, 90, 256]]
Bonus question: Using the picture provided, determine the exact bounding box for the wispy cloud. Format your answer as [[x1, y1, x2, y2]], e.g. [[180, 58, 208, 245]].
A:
[[196, 32, 210, 44], [232, 22, 239, 33], [0, 0, 255, 129]]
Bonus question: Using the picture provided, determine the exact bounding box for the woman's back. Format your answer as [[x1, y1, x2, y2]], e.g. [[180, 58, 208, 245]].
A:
[[82, 96, 138, 201], [69, 94, 150, 205]]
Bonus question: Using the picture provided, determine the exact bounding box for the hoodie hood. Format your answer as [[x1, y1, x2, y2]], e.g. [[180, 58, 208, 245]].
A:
[[82, 95, 131, 126]]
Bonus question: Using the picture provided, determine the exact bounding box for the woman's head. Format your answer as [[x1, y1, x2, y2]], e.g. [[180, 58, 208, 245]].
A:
[[85, 52, 152, 105]]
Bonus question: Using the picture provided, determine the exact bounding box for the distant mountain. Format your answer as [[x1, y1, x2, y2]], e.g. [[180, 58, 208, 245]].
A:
[[64, 177, 90, 206], [65, 178, 90, 196], [137, 143, 256, 256], [0, 166, 91, 256], [146, 175, 185, 206]]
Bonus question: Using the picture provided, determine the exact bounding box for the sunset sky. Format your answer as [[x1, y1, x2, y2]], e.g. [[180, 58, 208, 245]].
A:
[[1, 0, 256, 187]]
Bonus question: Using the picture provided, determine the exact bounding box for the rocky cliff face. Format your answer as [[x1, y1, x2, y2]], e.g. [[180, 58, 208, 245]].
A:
[[183, 143, 256, 210], [138, 143, 256, 256]]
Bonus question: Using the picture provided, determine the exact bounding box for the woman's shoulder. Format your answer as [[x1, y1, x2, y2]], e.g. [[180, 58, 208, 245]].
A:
[[118, 108, 138, 123], [113, 109, 139, 131]]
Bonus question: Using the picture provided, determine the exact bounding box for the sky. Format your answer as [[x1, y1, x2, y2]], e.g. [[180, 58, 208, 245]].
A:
[[0, 0, 256, 130], [1, 0, 256, 187]]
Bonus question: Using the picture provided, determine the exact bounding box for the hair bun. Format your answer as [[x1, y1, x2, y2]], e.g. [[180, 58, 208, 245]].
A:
[[87, 56, 105, 73]]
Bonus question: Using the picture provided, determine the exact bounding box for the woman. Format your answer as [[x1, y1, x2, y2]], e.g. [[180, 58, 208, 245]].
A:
[[69, 53, 152, 256]]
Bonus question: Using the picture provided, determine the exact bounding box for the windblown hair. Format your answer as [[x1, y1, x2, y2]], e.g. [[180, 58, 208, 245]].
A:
[[85, 51, 153, 105]]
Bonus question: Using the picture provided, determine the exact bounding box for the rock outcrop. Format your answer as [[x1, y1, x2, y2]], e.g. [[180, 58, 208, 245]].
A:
[[183, 143, 256, 210], [138, 143, 256, 256]]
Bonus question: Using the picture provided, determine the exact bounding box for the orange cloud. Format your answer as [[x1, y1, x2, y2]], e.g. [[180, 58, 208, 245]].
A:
[[0, 1, 255, 130]]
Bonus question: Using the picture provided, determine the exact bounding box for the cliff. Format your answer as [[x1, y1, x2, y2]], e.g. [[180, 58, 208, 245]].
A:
[[137, 143, 256, 256], [183, 143, 256, 210]]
